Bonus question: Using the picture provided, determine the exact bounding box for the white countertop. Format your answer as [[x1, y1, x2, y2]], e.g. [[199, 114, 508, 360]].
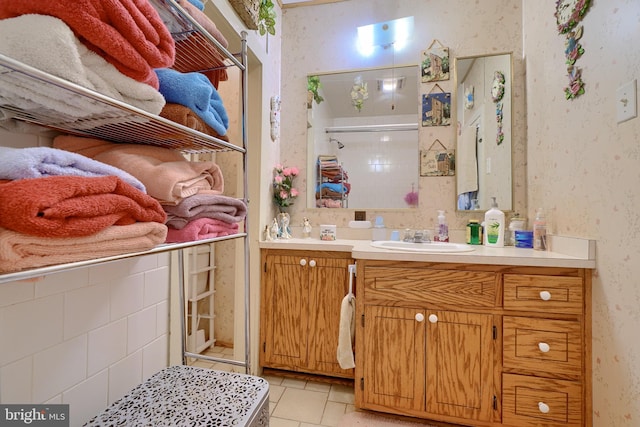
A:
[[259, 236, 596, 269]]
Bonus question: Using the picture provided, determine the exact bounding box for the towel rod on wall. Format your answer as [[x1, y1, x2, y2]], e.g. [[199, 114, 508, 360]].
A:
[[325, 123, 418, 133]]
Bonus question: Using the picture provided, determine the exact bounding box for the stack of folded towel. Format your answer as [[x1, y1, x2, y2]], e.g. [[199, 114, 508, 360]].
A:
[[0, 0, 232, 141], [174, 0, 230, 88], [163, 194, 247, 243], [0, 147, 168, 273], [0, 0, 176, 89], [52, 134, 244, 244], [54, 135, 225, 204], [156, 68, 229, 138]]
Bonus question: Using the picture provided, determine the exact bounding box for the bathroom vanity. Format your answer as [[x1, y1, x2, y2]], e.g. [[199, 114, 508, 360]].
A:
[[259, 248, 355, 378], [259, 238, 594, 427]]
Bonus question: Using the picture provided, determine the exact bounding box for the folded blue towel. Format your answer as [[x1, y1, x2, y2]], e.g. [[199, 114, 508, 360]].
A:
[[187, 0, 205, 10], [155, 68, 229, 136], [0, 146, 146, 193], [316, 182, 347, 193]]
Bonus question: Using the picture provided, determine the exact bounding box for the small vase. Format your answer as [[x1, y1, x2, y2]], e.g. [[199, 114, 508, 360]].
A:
[[277, 211, 292, 239]]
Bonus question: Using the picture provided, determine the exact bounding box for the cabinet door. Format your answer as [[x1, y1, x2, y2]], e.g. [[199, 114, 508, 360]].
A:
[[308, 256, 354, 377], [362, 305, 426, 412], [425, 310, 495, 422], [262, 255, 309, 369]]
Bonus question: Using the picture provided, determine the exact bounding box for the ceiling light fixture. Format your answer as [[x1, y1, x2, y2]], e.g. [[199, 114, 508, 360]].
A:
[[357, 16, 414, 57]]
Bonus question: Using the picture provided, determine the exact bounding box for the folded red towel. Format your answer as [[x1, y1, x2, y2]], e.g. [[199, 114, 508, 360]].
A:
[[0, 176, 166, 238], [0, 0, 175, 88]]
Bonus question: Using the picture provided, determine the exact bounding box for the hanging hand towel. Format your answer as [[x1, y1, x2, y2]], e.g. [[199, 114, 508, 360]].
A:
[[337, 294, 356, 369]]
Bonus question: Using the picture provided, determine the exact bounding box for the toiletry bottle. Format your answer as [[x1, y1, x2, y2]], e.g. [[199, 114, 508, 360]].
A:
[[533, 208, 547, 250], [466, 220, 482, 245], [434, 210, 449, 242], [372, 216, 387, 241], [484, 197, 505, 247]]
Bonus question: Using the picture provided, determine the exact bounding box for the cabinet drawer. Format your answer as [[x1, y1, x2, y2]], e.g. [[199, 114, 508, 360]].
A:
[[503, 317, 582, 378], [503, 274, 583, 314], [503, 374, 582, 427], [363, 267, 497, 307]]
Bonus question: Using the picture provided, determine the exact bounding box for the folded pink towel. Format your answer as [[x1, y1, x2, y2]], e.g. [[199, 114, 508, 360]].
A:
[[163, 194, 247, 229], [0, 222, 168, 273], [0, 176, 166, 238], [165, 217, 238, 243], [0, 0, 175, 88], [53, 135, 225, 203]]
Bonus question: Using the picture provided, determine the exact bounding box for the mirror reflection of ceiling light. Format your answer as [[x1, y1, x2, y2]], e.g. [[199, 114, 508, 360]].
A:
[[377, 77, 405, 92], [357, 16, 414, 57]]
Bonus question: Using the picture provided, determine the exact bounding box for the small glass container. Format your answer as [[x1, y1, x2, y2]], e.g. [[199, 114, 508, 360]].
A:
[[466, 220, 483, 245], [507, 216, 527, 246]]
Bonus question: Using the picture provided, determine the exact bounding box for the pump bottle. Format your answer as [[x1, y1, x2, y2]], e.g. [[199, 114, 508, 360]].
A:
[[533, 208, 547, 250], [434, 210, 449, 242], [484, 197, 505, 247]]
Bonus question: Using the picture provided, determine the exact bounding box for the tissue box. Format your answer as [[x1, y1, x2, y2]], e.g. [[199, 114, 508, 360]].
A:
[[320, 224, 336, 241]]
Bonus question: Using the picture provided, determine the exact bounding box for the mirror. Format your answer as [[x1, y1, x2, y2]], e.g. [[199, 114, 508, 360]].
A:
[[306, 65, 420, 209], [454, 53, 513, 211]]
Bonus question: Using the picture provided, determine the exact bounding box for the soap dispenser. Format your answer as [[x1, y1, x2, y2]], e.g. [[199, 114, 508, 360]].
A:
[[434, 210, 449, 242], [484, 197, 505, 247]]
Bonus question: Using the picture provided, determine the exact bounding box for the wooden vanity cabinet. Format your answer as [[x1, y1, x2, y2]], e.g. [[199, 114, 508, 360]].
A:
[[501, 272, 591, 427], [356, 261, 501, 425], [259, 249, 355, 378], [355, 260, 592, 427]]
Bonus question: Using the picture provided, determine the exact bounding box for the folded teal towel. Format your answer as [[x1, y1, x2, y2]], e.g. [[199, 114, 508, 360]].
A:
[[316, 182, 347, 193], [155, 68, 229, 136]]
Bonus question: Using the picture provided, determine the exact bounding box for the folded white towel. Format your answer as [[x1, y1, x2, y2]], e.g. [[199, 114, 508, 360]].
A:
[[0, 14, 165, 120], [337, 294, 356, 369]]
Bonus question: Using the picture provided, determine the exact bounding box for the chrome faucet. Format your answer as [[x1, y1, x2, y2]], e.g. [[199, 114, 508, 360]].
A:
[[403, 229, 432, 243]]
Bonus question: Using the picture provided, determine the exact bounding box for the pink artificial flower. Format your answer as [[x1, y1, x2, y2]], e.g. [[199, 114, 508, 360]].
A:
[[282, 167, 292, 176], [570, 81, 582, 96], [290, 167, 299, 176], [280, 190, 288, 199], [274, 175, 283, 184], [290, 188, 299, 197], [275, 163, 283, 171]]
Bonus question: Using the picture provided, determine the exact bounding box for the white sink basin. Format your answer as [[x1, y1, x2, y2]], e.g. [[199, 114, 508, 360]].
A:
[[370, 240, 475, 253]]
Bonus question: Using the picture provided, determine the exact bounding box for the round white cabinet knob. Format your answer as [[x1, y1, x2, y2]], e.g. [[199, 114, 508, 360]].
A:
[[538, 342, 551, 353], [299, 259, 307, 266], [538, 402, 550, 414], [415, 313, 425, 322], [539, 291, 552, 301], [309, 259, 316, 267], [428, 314, 438, 323]]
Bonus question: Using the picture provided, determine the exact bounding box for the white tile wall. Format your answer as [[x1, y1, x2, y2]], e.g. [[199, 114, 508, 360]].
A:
[[0, 253, 171, 426]]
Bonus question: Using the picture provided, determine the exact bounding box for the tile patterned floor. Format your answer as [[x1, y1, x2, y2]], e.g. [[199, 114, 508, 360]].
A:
[[263, 374, 356, 427], [188, 346, 356, 427]]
